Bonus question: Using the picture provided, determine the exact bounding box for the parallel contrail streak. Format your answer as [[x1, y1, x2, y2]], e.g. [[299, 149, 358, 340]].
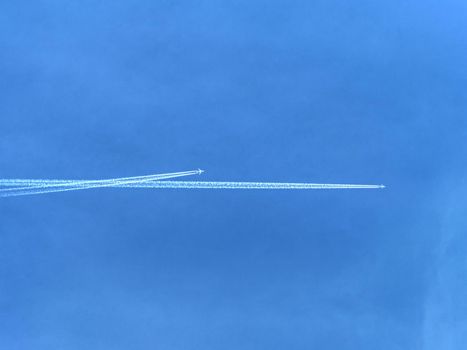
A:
[[115, 181, 385, 190]]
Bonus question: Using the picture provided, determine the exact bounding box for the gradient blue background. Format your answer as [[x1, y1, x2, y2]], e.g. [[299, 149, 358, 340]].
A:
[[1, 1, 466, 349]]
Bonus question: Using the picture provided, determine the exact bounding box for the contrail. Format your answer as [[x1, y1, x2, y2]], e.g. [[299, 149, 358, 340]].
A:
[[0, 169, 203, 188], [115, 181, 385, 190], [0, 170, 203, 197], [0, 169, 385, 197]]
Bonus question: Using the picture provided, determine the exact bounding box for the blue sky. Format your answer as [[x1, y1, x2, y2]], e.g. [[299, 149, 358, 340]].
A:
[[0, 1, 466, 349]]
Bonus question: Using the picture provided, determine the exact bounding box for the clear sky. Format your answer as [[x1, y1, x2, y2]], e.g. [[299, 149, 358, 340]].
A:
[[0, 1, 466, 349]]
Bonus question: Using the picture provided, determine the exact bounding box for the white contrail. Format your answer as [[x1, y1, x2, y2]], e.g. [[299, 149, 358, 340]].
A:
[[115, 181, 385, 190], [0, 169, 203, 188], [0, 170, 203, 197], [0, 170, 385, 197]]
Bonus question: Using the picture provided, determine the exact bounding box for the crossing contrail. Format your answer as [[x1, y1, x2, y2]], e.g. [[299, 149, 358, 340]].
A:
[[0, 169, 385, 197], [0, 170, 204, 197]]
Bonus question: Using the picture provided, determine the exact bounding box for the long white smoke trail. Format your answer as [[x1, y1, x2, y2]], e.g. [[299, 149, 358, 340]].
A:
[[0, 170, 384, 197], [115, 181, 385, 190]]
